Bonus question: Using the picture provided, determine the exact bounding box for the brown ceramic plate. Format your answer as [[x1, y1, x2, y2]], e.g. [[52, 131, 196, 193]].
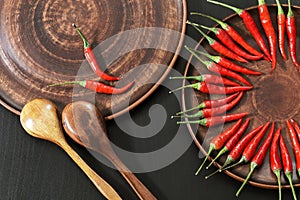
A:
[[183, 5, 300, 189], [0, 0, 187, 119]]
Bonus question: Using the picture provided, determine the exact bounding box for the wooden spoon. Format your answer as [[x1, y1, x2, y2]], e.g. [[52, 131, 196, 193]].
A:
[[20, 98, 122, 200], [62, 101, 157, 200]]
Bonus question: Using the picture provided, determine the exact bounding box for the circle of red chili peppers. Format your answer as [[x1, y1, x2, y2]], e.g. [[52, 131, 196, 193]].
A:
[[170, 0, 300, 199]]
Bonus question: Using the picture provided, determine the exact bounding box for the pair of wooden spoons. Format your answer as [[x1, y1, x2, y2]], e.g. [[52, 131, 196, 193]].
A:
[[20, 98, 156, 200]]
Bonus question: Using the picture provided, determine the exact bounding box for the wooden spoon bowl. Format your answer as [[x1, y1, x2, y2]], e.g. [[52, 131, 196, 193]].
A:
[[20, 98, 122, 199], [62, 101, 157, 200]]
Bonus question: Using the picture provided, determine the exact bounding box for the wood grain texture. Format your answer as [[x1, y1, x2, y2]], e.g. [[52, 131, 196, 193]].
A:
[[62, 101, 157, 200], [20, 98, 122, 199], [0, 0, 186, 119], [183, 5, 300, 189]]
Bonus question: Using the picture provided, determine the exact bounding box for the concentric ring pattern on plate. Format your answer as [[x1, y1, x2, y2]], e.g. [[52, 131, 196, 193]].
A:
[[0, 0, 187, 118]]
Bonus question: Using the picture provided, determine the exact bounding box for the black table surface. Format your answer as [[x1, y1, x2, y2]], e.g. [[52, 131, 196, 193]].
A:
[[1, 0, 299, 199]]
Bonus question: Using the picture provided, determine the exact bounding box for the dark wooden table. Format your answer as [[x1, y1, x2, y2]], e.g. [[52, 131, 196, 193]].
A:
[[0, 0, 299, 199]]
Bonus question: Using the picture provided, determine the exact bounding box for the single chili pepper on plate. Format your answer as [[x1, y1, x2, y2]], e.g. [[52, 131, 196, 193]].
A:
[[49, 80, 134, 94], [223, 122, 271, 171], [193, 49, 262, 75], [206, 118, 250, 170], [257, 0, 277, 70], [236, 123, 275, 197], [174, 92, 243, 119], [290, 118, 300, 141], [186, 21, 248, 63], [185, 46, 252, 85], [270, 128, 282, 200], [205, 125, 263, 178], [279, 135, 297, 200], [276, 0, 287, 60], [190, 12, 265, 60], [207, 0, 272, 61], [177, 113, 248, 127], [176, 92, 240, 115], [286, 120, 300, 176], [169, 82, 252, 94], [169, 74, 239, 86], [286, 0, 300, 70], [72, 24, 120, 81], [193, 119, 244, 175], [199, 24, 262, 61]]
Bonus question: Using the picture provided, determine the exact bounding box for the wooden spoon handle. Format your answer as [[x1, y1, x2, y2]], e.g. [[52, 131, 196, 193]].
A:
[[106, 151, 157, 200], [60, 142, 122, 200]]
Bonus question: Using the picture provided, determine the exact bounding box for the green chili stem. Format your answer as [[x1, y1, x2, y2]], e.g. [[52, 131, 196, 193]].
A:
[[219, 156, 235, 172], [185, 46, 214, 67], [177, 118, 207, 126], [205, 168, 220, 179], [190, 12, 228, 30], [275, 0, 284, 15], [193, 49, 221, 63], [195, 145, 215, 175], [207, 0, 243, 15], [286, 172, 297, 200], [258, 0, 266, 6], [206, 147, 228, 169], [274, 170, 282, 200], [200, 25, 219, 34], [186, 20, 215, 45], [48, 81, 86, 88], [169, 75, 204, 82], [222, 156, 246, 171], [176, 102, 206, 115], [236, 162, 257, 197], [169, 83, 200, 93], [287, 0, 294, 17], [72, 23, 90, 48]]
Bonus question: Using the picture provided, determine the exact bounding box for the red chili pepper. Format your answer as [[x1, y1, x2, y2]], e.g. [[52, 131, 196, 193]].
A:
[[258, 0, 277, 70], [290, 118, 300, 142], [72, 24, 120, 81], [270, 128, 282, 200], [190, 12, 265, 60], [185, 46, 252, 85], [236, 123, 275, 197], [286, 120, 300, 176], [207, 0, 272, 61], [177, 113, 248, 127], [194, 50, 262, 75], [199, 24, 262, 61], [206, 118, 250, 170], [224, 122, 271, 170], [210, 124, 263, 175], [286, 0, 300, 71], [276, 0, 287, 60], [169, 74, 239, 86], [187, 21, 248, 63], [176, 92, 241, 115], [178, 92, 243, 119], [49, 80, 134, 94], [279, 136, 297, 200], [170, 82, 252, 94], [194, 119, 244, 175]]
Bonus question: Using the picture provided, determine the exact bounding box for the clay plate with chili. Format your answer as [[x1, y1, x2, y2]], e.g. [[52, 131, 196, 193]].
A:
[[0, 0, 187, 119], [182, 4, 300, 189]]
